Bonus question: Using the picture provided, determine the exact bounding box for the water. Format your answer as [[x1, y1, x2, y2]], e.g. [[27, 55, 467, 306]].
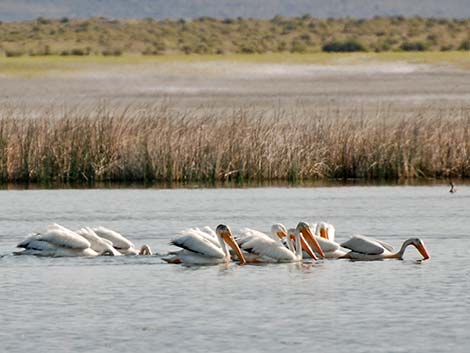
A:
[[1, 186, 469, 353]]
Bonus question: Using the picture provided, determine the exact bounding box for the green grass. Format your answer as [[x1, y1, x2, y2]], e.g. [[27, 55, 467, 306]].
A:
[[1, 51, 469, 78]]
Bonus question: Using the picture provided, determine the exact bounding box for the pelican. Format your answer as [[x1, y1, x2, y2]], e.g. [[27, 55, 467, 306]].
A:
[[14, 224, 98, 257], [75, 227, 121, 256], [303, 222, 348, 259], [340, 235, 431, 261], [93, 226, 152, 255], [236, 222, 324, 263], [311, 222, 336, 242], [163, 224, 247, 265]]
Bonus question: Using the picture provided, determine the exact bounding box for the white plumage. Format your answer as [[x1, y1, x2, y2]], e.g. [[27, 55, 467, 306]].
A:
[[236, 223, 320, 263], [163, 224, 246, 265], [15, 224, 98, 257], [340, 235, 430, 261], [92, 226, 149, 255], [15, 224, 151, 257], [75, 227, 121, 256], [237, 226, 301, 262]]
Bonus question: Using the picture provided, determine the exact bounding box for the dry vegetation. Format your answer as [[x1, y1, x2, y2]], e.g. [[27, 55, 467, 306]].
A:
[[0, 105, 468, 185], [0, 16, 469, 57]]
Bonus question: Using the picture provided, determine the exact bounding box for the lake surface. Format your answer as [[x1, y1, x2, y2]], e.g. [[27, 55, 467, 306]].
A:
[[0, 186, 469, 353]]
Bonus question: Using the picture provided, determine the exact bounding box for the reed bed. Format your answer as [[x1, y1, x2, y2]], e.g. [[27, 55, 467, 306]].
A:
[[0, 105, 469, 185]]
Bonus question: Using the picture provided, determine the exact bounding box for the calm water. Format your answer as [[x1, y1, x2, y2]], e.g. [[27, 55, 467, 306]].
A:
[[0, 186, 469, 353]]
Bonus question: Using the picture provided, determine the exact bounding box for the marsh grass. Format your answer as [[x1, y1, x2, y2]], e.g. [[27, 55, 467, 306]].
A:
[[0, 105, 469, 185]]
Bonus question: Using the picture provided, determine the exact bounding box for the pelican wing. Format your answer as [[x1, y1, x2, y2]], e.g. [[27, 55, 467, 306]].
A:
[[202, 226, 217, 238], [341, 235, 388, 255], [76, 227, 120, 255], [373, 239, 394, 252], [238, 228, 273, 242], [316, 236, 340, 253], [238, 228, 293, 260], [237, 228, 273, 253], [25, 224, 91, 250], [171, 233, 225, 258], [180, 227, 219, 247], [93, 226, 135, 250], [17, 237, 58, 251]]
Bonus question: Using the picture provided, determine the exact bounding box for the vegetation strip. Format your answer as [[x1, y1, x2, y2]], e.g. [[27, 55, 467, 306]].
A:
[[0, 106, 468, 185], [0, 16, 469, 57]]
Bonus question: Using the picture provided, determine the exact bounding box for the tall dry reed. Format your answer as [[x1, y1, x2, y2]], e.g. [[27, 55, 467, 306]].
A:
[[0, 105, 468, 184]]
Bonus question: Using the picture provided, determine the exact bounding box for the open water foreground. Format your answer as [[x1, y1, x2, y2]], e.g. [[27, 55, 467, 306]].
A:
[[0, 186, 469, 353]]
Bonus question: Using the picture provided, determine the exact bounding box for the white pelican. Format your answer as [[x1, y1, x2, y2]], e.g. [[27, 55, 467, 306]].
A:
[[303, 222, 348, 259], [93, 226, 152, 255], [340, 235, 431, 261], [311, 222, 336, 242], [14, 224, 98, 257], [236, 222, 324, 263], [75, 227, 122, 256], [163, 224, 247, 265]]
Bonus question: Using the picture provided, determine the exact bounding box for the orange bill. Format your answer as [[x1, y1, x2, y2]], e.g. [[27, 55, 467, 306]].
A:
[[223, 232, 247, 265], [319, 228, 328, 239], [416, 243, 431, 260], [299, 234, 318, 260], [301, 226, 326, 258]]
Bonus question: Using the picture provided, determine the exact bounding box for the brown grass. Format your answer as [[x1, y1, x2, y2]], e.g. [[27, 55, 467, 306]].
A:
[[0, 105, 469, 185]]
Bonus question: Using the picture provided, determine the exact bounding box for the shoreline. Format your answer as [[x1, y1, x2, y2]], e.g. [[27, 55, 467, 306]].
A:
[[0, 178, 466, 190]]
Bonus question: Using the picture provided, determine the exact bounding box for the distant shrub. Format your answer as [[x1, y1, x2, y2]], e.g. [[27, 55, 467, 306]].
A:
[[5, 50, 24, 57], [277, 41, 288, 51], [30, 45, 51, 56], [290, 40, 307, 53], [299, 33, 312, 43], [440, 45, 454, 51], [374, 39, 392, 52], [195, 43, 209, 54], [101, 48, 122, 56], [240, 46, 256, 54], [400, 41, 428, 51], [60, 17, 69, 24], [36, 17, 50, 25], [70, 48, 89, 56], [181, 45, 193, 54], [322, 39, 366, 52], [142, 47, 163, 55], [458, 40, 470, 51]]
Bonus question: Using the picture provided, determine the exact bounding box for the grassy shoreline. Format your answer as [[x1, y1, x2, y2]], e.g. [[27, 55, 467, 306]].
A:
[[1, 51, 470, 77], [0, 105, 468, 185]]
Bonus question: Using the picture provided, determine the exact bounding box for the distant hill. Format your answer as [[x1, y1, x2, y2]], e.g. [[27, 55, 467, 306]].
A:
[[0, 0, 469, 21], [1, 17, 469, 57]]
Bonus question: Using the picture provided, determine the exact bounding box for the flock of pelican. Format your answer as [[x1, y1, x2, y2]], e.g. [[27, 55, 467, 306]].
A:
[[14, 221, 430, 265]]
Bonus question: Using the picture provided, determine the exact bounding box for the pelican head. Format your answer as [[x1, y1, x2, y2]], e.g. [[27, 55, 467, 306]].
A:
[[271, 223, 288, 239], [405, 238, 430, 260], [216, 224, 246, 265], [317, 222, 329, 240], [296, 222, 326, 258], [139, 244, 152, 255]]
